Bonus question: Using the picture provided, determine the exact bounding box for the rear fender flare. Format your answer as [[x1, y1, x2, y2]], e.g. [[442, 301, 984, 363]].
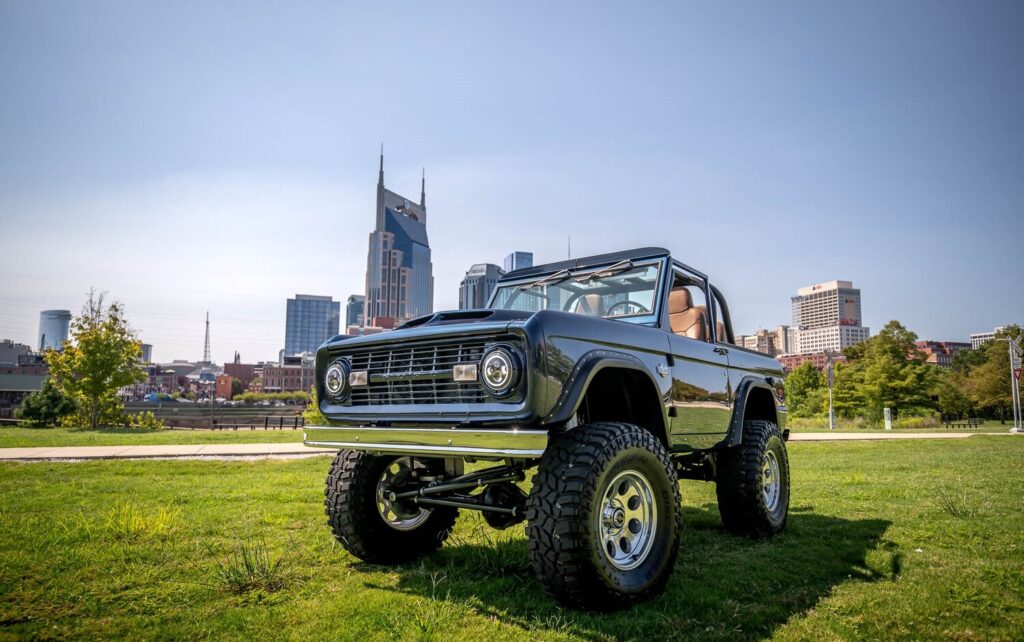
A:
[[725, 377, 779, 447]]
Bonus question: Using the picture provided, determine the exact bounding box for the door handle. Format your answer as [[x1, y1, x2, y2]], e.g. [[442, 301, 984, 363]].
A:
[[713, 346, 729, 356]]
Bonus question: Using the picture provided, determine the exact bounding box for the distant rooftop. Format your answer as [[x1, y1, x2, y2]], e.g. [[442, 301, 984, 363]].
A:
[[796, 280, 855, 296], [292, 294, 334, 302]]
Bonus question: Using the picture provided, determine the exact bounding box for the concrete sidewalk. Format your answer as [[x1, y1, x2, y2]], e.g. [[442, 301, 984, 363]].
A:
[[0, 442, 322, 462], [789, 431, 996, 441], [0, 431, 1013, 462]]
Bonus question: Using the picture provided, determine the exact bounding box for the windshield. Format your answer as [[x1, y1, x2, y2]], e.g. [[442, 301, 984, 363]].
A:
[[489, 262, 662, 322]]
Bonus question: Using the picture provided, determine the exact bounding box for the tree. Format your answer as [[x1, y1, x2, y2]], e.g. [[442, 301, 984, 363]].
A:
[[785, 362, 825, 417], [231, 378, 245, 398], [46, 291, 145, 429], [950, 348, 986, 374], [963, 325, 1023, 422], [834, 320, 939, 422], [935, 369, 972, 420], [15, 378, 77, 427]]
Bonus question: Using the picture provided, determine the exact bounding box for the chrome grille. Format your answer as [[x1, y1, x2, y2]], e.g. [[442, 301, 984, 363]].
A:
[[340, 337, 513, 406]]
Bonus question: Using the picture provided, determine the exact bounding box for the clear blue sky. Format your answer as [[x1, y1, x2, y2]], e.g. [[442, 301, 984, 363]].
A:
[[1, 1, 1021, 363]]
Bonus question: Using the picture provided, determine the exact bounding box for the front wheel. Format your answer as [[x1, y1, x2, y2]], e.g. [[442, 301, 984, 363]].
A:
[[715, 419, 790, 537], [324, 450, 458, 564], [525, 422, 682, 610]]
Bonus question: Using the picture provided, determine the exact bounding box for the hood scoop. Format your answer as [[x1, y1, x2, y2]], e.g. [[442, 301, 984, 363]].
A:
[[397, 309, 532, 329]]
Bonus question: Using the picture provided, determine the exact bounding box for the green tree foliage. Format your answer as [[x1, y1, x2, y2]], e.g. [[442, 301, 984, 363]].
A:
[[935, 369, 972, 419], [233, 391, 310, 404], [950, 347, 986, 374], [963, 325, 1022, 422], [834, 320, 939, 422], [15, 378, 78, 427], [302, 387, 329, 426], [830, 362, 862, 419], [784, 362, 825, 417], [230, 378, 245, 398], [46, 291, 145, 429]]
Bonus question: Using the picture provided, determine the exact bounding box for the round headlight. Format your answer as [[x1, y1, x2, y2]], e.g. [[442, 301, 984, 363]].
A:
[[480, 347, 520, 396], [324, 360, 349, 397]]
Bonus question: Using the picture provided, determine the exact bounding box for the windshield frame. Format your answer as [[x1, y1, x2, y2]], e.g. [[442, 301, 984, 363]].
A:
[[486, 257, 669, 326]]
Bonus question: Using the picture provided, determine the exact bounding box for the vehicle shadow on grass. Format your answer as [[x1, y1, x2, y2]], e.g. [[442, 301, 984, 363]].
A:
[[354, 504, 894, 641]]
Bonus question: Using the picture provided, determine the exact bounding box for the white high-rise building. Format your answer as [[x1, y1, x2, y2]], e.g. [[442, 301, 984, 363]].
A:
[[791, 280, 870, 354], [969, 327, 1007, 350]]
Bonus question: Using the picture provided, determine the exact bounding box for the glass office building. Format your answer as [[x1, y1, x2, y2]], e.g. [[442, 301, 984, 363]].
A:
[[345, 295, 365, 329], [503, 251, 533, 273], [38, 309, 72, 351], [284, 295, 340, 356]]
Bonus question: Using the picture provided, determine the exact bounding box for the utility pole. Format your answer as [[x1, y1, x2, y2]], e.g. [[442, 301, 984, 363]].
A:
[[825, 349, 835, 430], [1008, 336, 1022, 433]]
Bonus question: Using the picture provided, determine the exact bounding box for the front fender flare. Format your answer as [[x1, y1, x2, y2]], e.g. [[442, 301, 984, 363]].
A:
[[543, 350, 665, 427]]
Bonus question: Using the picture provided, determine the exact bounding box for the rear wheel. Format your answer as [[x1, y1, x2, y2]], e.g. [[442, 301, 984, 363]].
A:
[[716, 419, 790, 537], [324, 450, 458, 563], [526, 422, 681, 610]]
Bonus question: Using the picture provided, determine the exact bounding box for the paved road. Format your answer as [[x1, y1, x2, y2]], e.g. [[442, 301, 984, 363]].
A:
[[0, 431, 1014, 462]]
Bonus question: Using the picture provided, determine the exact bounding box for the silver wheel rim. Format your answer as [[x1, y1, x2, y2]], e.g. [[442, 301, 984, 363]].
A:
[[596, 470, 658, 571], [376, 457, 432, 531], [763, 450, 781, 513]]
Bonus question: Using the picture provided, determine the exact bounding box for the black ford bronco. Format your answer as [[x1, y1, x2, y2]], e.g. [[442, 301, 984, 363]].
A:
[[306, 247, 789, 610]]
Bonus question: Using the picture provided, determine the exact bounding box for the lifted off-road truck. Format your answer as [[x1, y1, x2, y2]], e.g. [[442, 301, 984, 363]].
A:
[[306, 247, 790, 610]]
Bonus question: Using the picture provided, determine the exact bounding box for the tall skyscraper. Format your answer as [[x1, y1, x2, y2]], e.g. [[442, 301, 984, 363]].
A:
[[345, 295, 365, 329], [38, 309, 71, 351], [140, 343, 153, 363], [503, 251, 534, 273], [284, 294, 341, 356], [791, 280, 870, 354], [365, 148, 433, 326], [459, 264, 505, 309]]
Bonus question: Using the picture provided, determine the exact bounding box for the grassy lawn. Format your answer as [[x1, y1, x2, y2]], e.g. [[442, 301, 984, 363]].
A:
[[1, 438, 1021, 641], [786, 419, 1015, 433], [0, 426, 304, 448]]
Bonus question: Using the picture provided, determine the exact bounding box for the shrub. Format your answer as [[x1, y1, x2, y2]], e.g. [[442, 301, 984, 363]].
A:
[[302, 387, 328, 426], [892, 415, 941, 430], [128, 410, 166, 431], [15, 378, 77, 427]]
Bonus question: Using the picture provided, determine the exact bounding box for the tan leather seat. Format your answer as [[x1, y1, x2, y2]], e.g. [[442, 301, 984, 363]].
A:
[[716, 320, 728, 343], [573, 293, 604, 316], [669, 289, 709, 341]]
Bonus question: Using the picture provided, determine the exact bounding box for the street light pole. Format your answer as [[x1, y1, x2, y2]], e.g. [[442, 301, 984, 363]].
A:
[[1002, 337, 1022, 433], [1010, 338, 1022, 432], [825, 349, 835, 431]]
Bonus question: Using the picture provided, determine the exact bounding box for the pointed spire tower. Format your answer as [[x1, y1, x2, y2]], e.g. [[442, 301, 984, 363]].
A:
[[202, 312, 211, 364], [420, 167, 426, 208]]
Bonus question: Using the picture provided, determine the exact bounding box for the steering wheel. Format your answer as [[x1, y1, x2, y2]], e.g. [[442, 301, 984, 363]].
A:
[[605, 300, 650, 316]]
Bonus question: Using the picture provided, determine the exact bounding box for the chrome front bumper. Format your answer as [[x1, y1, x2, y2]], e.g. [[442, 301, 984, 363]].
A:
[[303, 425, 548, 459]]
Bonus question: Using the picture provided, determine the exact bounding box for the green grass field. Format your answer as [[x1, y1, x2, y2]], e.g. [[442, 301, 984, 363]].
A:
[[0, 426, 304, 448], [785, 418, 1013, 433], [1, 437, 1022, 641]]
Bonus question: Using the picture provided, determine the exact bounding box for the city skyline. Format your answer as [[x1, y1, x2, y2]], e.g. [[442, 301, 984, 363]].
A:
[[2, 2, 1023, 363]]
